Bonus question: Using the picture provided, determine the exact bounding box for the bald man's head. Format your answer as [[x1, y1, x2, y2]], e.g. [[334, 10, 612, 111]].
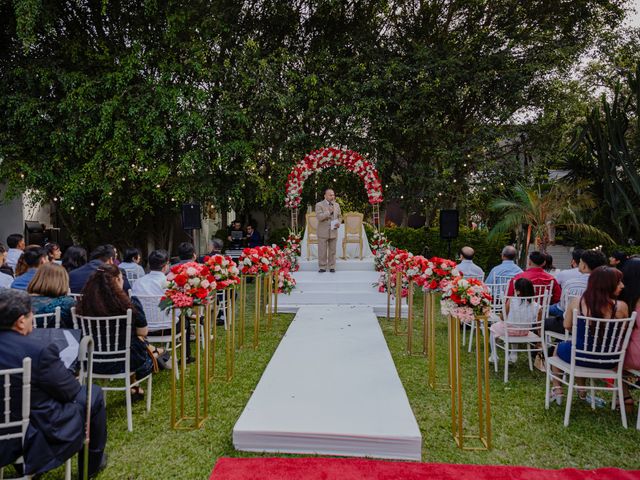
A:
[[501, 245, 517, 260], [460, 246, 475, 260]]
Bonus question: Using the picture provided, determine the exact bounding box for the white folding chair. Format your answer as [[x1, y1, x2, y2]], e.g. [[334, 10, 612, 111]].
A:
[[546, 285, 586, 344], [133, 294, 182, 377], [0, 358, 31, 480], [492, 293, 550, 382], [622, 369, 640, 430], [69, 293, 83, 302], [467, 281, 509, 353], [73, 307, 152, 432], [496, 274, 516, 285], [533, 281, 554, 320], [32, 307, 61, 329], [545, 310, 637, 427]]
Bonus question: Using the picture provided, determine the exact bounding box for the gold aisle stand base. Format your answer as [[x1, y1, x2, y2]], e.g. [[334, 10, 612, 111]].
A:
[[170, 305, 209, 430], [406, 281, 426, 356], [262, 272, 274, 332], [393, 271, 408, 336], [209, 289, 236, 382], [449, 314, 492, 451], [239, 274, 264, 350], [426, 291, 450, 391]]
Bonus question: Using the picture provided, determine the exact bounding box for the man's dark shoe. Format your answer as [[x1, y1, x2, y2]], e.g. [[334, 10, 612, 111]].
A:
[[318, 269, 326, 273], [330, 269, 335, 273]]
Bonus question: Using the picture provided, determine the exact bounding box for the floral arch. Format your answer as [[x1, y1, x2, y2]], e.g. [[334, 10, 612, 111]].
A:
[[285, 147, 383, 230]]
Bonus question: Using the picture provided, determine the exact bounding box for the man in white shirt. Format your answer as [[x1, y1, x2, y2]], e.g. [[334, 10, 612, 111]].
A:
[[546, 249, 607, 333], [5, 233, 25, 271], [553, 249, 584, 287], [457, 246, 485, 280]]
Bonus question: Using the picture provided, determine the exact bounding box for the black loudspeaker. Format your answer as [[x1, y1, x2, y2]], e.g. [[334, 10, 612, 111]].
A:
[[439, 209, 459, 239], [25, 221, 45, 246], [181, 203, 202, 230]]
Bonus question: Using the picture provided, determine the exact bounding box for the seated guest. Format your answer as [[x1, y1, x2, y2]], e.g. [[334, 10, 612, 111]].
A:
[[490, 278, 541, 363], [174, 242, 196, 265], [456, 246, 484, 279], [554, 248, 584, 287], [77, 265, 153, 394], [119, 247, 146, 279], [0, 243, 13, 287], [485, 245, 523, 284], [132, 250, 193, 360], [549, 266, 629, 405], [44, 242, 62, 264], [11, 246, 47, 290], [198, 239, 223, 263], [62, 245, 88, 273], [544, 254, 558, 275], [0, 289, 107, 478], [5, 233, 25, 270], [246, 224, 263, 248], [228, 220, 244, 249], [27, 263, 76, 328], [506, 251, 562, 304], [620, 258, 640, 413], [68, 244, 131, 294], [547, 249, 607, 325], [609, 250, 629, 270]]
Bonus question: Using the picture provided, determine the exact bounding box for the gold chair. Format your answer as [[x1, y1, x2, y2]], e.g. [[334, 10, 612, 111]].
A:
[[305, 212, 318, 260], [342, 212, 364, 260]]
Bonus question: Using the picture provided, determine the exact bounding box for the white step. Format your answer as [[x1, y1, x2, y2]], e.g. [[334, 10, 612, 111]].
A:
[[297, 259, 375, 272]]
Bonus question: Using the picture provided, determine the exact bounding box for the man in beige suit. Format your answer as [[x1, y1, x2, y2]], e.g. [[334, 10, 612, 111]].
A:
[[315, 188, 342, 273]]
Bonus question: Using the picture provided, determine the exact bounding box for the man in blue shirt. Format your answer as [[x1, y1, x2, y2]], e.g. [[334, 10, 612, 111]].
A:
[[11, 246, 47, 290], [485, 245, 523, 284]]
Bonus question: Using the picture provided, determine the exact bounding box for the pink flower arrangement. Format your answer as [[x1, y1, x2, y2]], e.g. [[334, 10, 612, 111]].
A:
[[285, 147, 383, 209], [160, 262, 216, 310], [238, 246, 277, 275], [375, 249, 412, 297], [203, 254, 241, 289], [277, 270, 297, 294], [283, 231, 302, 272], [440, 277, 492, 323], [420, 257, 461, 292]]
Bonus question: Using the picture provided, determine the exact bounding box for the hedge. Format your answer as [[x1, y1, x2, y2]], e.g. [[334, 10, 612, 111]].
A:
[[371, 226, 510, 273]]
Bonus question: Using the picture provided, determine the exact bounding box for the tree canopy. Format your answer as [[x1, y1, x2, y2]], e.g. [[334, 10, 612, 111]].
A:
[[0, 0, 633, 246]]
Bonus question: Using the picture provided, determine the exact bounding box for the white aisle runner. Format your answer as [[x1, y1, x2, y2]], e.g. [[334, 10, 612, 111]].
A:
[[233, 304, 422, 460]]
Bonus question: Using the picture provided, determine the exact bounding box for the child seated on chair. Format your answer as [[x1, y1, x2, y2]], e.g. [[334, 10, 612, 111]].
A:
[[490, 278, 540, 361]]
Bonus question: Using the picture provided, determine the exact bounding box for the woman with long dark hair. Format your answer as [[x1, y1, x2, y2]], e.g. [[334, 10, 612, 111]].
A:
[[620, 258, 640, 412], [550, 266, 629, 405], [61, 245, 87, 273], [77, 264, 153, 398]]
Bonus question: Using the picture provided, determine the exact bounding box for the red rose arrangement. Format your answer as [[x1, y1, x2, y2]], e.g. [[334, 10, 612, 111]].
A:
[[160, 262, 216, 310], [420, 257, 461, 292], [203, 254, 241, 289], [238, 246, 277, 275], [440, 277, 492, 323]]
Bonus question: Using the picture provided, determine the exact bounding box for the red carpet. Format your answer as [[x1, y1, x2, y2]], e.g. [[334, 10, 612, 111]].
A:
[[210, 457, 640, 480]]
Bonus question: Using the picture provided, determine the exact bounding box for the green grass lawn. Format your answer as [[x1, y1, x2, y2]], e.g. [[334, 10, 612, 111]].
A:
[[32, 289, 640, 479]]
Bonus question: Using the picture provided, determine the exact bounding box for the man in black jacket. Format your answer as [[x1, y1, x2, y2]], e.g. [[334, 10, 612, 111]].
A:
[[69, 244, 131, 293], [0, 289, 107, 478]]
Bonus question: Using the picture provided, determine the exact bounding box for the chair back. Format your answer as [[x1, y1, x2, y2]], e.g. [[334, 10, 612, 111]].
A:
[[69, 293, 83, 302], [570, 310, 637, 367], [343, 212, 363, 236], [485, 282, 509, 316], [32, 306, 61, 329], [306, 213, 318, 237], [532, 280, 554, 319], [561, 284, 586, 309], [134, 294, 171, 332], [0, 357, 31, 453], [501, 293, 549, 337], [496, 274, 516, 285], [72, 307, 132, 377]]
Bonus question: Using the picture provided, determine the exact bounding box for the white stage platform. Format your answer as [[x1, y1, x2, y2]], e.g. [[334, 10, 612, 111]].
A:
[[278, 259, 408, 317], [233, 305, 422, 460]]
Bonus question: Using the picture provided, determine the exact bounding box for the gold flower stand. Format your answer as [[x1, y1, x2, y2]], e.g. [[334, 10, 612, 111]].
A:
[[448, 314, 492, 450], [170, 305, 210, 430], [406, 280, 427, 356], [209, 288, 236, 382], [238, 273, 268, 349], [424, 290, 450, 390], [385, 271, 407, 336], [262, 271, 274, 331]]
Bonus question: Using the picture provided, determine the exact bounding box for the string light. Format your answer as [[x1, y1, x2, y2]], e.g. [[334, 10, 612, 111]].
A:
[[90, 202, 95, 206]]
